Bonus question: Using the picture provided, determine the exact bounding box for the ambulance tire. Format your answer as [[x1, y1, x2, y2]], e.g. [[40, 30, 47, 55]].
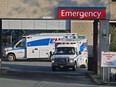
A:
[[52, 66, 56, 71], [72, 62, 77, 71], [80, 64, 85, 68], [85, 60, 88, 69], [7, 54, 16, 61]]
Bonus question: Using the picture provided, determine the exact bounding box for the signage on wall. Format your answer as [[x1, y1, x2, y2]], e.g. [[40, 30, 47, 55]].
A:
[[58, 7, 106, 19], [101, 52, 116, 67]]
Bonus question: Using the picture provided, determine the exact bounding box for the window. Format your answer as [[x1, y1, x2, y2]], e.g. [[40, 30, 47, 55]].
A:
[[54, 47, 75, 55], [16, 39, 25, 48], [16, 42, 24, 48]]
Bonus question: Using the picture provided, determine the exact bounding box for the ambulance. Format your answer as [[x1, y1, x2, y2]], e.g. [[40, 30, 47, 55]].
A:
[[3, 33, 76, 61], [51, 35, 88, 71]]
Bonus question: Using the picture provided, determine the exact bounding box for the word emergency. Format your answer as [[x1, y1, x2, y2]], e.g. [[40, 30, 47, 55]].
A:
[[58, 7, 106, 19], [61, 10, 102, 19]]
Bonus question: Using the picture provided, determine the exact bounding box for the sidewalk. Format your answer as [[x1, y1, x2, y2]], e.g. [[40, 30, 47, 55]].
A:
[[88, 72, 104, 85], [88, 72, 116, 86]]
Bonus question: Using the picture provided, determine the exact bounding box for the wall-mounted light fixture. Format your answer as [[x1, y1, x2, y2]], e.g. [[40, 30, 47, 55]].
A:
[[102, 29, 107, 39], [42, 16, 53, 19]]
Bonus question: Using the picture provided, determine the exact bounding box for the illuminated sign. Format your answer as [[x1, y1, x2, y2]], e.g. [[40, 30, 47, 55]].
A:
[[58, 7, 106, 19]]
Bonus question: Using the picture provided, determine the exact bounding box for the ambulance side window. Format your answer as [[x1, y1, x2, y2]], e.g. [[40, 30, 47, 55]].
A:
[[16, 40, 25, 48]]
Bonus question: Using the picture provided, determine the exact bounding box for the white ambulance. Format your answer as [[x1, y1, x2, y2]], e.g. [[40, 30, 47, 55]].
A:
[[51, 35, 88, 71], [3, 33, 77, 61]]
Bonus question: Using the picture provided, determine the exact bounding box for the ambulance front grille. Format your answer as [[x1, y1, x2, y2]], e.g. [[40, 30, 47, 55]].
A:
[[54, 58, 68, 64]]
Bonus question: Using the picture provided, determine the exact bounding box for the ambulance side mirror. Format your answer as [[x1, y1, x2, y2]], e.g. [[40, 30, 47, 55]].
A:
[[49, 51, 53, 58], [50, 51, 53, 55], [79, 51, 81, 54]]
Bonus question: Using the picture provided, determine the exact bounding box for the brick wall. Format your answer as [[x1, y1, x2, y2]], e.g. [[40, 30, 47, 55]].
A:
[[110, 2, 116, 20], [71, 20, 93, 57]]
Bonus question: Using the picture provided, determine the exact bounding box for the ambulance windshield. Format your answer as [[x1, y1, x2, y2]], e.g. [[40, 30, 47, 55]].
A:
[[54, 47, 75, 55]]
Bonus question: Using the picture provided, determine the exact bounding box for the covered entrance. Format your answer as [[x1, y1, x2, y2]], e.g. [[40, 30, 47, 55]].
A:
[[0, 0, 110, 82]]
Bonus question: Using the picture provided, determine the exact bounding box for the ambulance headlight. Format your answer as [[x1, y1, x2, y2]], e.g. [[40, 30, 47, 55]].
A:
[[4, 47, 12, 52], [51, 58, 55, 63], [4, 49, 10, 54], [69, 58, 74, 63]]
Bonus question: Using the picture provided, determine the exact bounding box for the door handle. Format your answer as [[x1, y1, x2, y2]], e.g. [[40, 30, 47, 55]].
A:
[[34, 48, 38, 50], [18, 51, 23, 53]]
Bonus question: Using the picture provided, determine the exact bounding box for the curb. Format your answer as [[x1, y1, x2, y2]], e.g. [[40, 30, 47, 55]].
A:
[[88, 72, 104, 85]]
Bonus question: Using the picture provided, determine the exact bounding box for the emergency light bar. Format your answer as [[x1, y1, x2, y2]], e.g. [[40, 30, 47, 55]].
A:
[[56, 42, 76, 44], [64, 34, 77, 39], [54, 38, 61, 42]]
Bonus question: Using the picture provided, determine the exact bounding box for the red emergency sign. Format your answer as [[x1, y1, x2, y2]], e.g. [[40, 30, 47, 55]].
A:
[[58, 7, 106, 19]]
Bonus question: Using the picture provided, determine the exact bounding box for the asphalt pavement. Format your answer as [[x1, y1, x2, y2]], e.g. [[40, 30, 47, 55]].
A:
[[0, 60, 116, 87], [1, 60, 88, 75]]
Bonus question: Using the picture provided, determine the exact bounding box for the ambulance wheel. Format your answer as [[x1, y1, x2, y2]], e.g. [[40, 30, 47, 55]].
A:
[[7, 54, 16, 61], [72, 62, 77, 71], [52, 66, 56, 71], [85, 60, 88, 68], [80, 60, 88, 68]]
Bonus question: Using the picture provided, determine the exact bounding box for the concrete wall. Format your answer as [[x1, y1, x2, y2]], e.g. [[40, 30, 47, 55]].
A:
[[0, 0, 110, 19]]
